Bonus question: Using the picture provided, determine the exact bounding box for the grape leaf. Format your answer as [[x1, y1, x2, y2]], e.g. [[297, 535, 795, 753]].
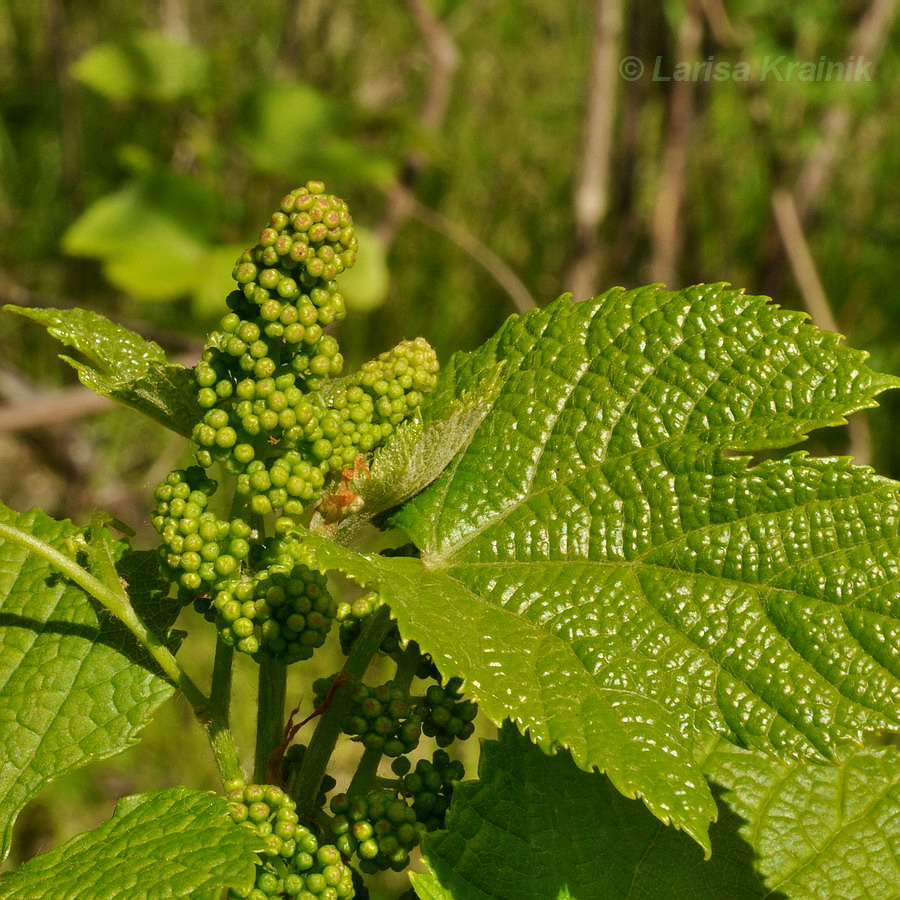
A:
[[297, 284, 900, 849], [0, 788, 260, 899], [705, 741, 900, 899], [409, 723, 772, 900], [3, 305, 200, 436], [0, 503, 181, 863], [295, 533, 716, 849]]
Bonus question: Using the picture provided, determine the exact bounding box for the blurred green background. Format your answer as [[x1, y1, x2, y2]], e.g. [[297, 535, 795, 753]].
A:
[[0, 0, 897, 893]]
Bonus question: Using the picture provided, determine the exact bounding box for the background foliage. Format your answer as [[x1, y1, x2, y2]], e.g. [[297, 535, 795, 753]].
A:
[[0, 0, 897, 894]]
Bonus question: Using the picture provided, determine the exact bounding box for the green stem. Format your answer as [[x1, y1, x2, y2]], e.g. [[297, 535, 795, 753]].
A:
[[293, 605, 393, 819], [209, 636, 235, 722], [347, 745, 383, 797], [254, 655, 287, 783], [392, 642, 421, 692]]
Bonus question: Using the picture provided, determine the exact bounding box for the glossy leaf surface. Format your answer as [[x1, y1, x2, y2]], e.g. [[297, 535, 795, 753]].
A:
[[706, 742, 900, 898], [300, 285, 900, 849]]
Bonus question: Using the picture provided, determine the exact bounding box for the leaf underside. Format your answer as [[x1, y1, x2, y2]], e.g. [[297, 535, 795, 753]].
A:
[[411, 723, 772, 900], [4, 305, 200, 436], [298, 284, 900, 850], [0, 788, 260, 899], [0, 503, 181, 863]]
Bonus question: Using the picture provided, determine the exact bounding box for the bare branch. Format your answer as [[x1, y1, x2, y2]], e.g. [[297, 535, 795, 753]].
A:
[[406, 192, 536, 314], [0, 384, 112, 433], [647, 0, 704, 286], [770, 188, 870, 464], [376, 0, 460, 247], [568, 0, 624, 300], [770, 190, 838, 333], [794, 0, 897, 220]]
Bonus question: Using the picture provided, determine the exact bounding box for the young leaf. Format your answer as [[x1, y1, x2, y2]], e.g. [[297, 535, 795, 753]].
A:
[[0, 503, 181, 863], [311, 363, 502, 543], [0, 788, 260, 899], [410, 723, 771, 900], [4, 305, 201, 436], [295, 284, 900, 849], [705, 742, 900, 898]]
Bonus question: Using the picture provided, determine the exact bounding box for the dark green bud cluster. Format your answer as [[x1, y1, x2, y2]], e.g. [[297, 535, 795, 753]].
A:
[[150, 466, 251, 592], [225, 780, 354, 899], [340, 680, 421, 758], [329, 789, 424, 874], [213, 537, 336, 662], [336, 592, 401, 656], [396, 750, 464, 832], [415, 677, 478, 747], [225, 780, 300, 861]]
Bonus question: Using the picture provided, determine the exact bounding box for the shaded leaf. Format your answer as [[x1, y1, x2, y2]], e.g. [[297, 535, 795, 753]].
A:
[[4, 305, 201, 436], [412, 723, 772, 900], [0, 788, 260, 899], [706, 742, 900, 899], [0, 503, 181, 863], [239, 80, 393, 186]]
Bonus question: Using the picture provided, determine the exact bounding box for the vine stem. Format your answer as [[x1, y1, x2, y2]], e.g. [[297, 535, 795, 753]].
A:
[[293, 605, 394, 819], [207, 637, 243, 783], [254, 656, 287, 783], [0, 522, 206, 706], [0, 521, 243, 781]]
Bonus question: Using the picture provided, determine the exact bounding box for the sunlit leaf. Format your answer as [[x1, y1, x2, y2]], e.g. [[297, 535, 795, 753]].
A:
[[0, 788, 260, 899], [294, 284, 900, 851], [4, 305, 201, 436]]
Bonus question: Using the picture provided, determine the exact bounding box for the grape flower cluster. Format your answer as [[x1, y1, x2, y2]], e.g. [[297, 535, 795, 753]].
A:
[[188, 180, 438, 526], [150, 182, 440, 662]]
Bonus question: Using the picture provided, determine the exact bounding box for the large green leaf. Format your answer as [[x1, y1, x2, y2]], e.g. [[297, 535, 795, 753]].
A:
[[705, 742, 900, 899], [297, 533, 715, 848], [410, 723, 772, 900], [4, 305, 200, 436], [0, 788, 260, 899], [297, 284, 900, 849], [0, 503, 181, 863]]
